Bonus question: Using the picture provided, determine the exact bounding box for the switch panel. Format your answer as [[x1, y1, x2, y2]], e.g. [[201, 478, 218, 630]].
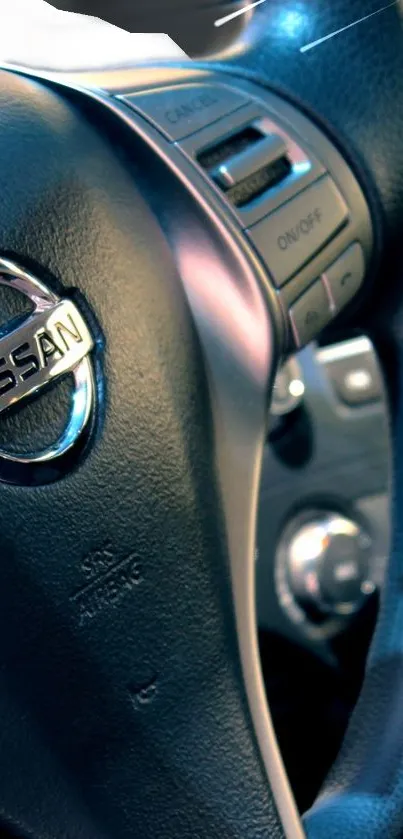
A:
[[117, 74, 373, 353]]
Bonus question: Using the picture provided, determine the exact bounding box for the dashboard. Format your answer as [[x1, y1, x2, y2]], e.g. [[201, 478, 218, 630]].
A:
[[257, 333, 389, 809], [258, 334, 389, 659]]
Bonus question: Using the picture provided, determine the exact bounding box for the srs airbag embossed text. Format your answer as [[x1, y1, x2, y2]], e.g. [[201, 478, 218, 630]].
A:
[[71, 544, 143, 625]]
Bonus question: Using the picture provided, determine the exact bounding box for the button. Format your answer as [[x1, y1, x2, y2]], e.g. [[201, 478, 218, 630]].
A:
[[121, 84, 248, 142], [248, 176, 349, 287], [212, 134, 288, 188], [289, 279, 332, 348], [324, 351, 383, 406], [323, 243, 365, 311]]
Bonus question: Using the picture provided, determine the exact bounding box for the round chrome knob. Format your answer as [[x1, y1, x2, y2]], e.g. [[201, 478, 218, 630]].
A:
[[283, 513, 374, 618]]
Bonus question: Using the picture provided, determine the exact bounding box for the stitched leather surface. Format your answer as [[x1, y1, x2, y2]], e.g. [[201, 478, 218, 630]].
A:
[[0, 71, 285, 839]]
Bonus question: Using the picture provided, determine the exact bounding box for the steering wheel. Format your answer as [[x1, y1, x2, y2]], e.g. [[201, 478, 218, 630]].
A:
[[0, 2, 401, 838]]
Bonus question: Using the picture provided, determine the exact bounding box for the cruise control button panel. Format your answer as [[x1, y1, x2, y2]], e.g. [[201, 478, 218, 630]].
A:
[[247, 176, 349, 288], [120, 83, 248, 142], [289, 279, 332, 348], [117, 73, 374, 351]]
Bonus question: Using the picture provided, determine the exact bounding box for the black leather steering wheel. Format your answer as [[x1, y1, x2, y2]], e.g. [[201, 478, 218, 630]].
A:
[[0, 2, 401, 839]]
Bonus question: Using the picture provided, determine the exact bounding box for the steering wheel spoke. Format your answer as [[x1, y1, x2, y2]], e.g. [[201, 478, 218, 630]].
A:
[[0, 65, 296, 839]]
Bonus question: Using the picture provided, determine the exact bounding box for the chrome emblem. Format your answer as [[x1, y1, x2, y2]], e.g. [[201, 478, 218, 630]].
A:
[[0, 258, 95, 466]]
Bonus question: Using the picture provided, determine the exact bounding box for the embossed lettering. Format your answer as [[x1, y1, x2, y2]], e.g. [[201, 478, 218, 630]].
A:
[[164, 93, 218, 125], [37, 331, 64, 366], [55, 313, 83, 350], [11, 342, 40, 381], [277, 208, 323, 251]]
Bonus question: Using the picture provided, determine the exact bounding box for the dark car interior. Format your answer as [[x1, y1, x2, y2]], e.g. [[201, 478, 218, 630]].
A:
[[0, 2, 401, 839], [260, 334, 389, 811]]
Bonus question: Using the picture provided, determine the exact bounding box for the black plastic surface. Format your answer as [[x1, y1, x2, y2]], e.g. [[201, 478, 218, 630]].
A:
[[0, 70, 285, 839]]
